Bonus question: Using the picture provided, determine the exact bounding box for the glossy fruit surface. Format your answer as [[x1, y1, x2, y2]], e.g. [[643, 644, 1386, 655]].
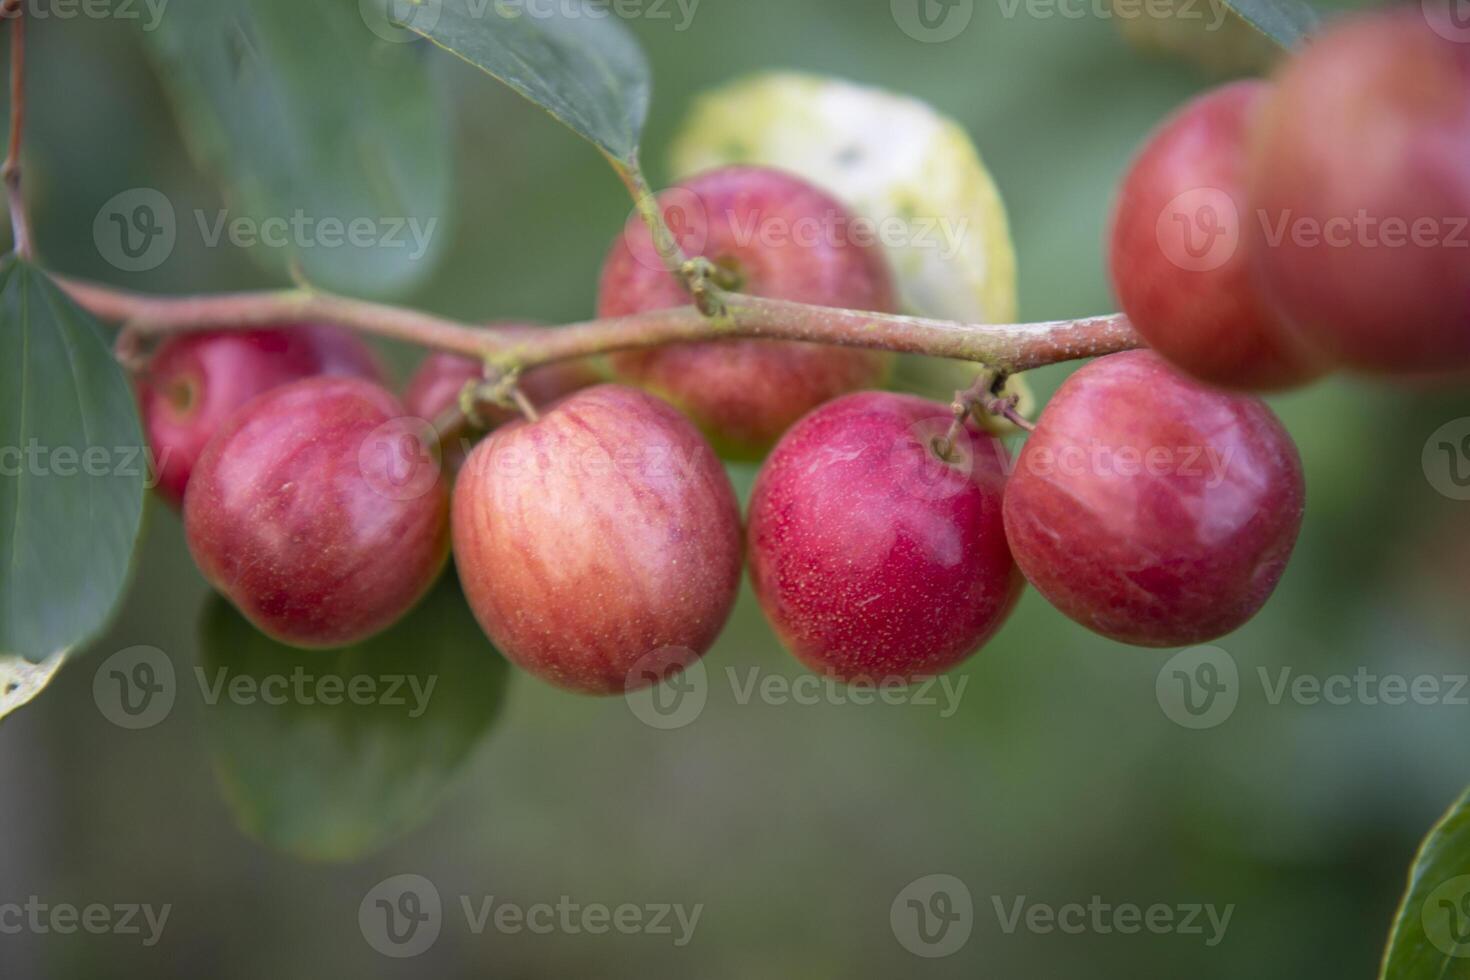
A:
[[185, 377, 449, 648], [598, 165, 896, 458], [1110, 80, 1322, 390], [140, 324, 385, 506], [1248, 11, 1470, 374], [747, 391, 1022, 682], [452, 385, 743, 694], [1003, 350, 1304, 646]]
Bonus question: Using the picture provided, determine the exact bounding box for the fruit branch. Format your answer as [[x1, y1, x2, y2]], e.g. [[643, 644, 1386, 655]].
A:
[[3, 2, 31, 259], [53, 274, 1142, 376]]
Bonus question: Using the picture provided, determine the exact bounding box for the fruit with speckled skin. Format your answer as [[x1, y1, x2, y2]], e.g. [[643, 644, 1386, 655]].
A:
[[185, 377, 450, 648], [140, 325, 385, 506], [1248, 11, 1470, 375], [598, 165, 896, 458], [452, 385, 743, 694], [747, 391, 1022, 683], [1110, 81, 1322, 390], [1003, 350, 1304, 646]]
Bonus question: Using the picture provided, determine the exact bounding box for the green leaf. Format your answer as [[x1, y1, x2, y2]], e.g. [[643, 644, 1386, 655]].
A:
[[403, 0, 651, 164], [0, 258, 146, 663], [199, 576, 510, 862], [1380, 786, 1470, 979], [1216, 0, 1320, 49], [141, 0, 452, 296]]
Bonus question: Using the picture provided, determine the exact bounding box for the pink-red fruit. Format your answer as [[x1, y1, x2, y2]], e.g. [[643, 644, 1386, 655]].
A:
[[1003, 350, 1304, 647], [598, 165, 896, 458], [140, 325, 385, 506], [1110, 81, 1322, 390], [452, 385, 743, 695], [1248, 11, 1470, 375], [747, 392, 1022, 682], [185, 377, 449, 648]]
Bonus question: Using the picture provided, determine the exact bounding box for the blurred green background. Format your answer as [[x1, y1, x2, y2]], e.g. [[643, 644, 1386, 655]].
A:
[[4, 0, 1469, 977]]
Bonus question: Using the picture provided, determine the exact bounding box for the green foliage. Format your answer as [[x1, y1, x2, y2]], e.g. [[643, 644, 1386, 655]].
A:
[[0, 257, 145, 664], [1380, 787, 1470, 980], [140, 0, 452, 296], [199, 576, 511, 862], [403, 0, 651, 165]]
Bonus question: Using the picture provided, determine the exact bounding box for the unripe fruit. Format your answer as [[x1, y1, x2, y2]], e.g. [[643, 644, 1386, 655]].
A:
[[598, 165, 897, 458], [1248, 11, 1470, 375], [1003, 350, 1304, 647], [140, 325, 385, 506], [747, 392, 1022, 682], [1109, 81, 1322, 390], [452, 385, 743, 694], [185, 377, 449, 648]]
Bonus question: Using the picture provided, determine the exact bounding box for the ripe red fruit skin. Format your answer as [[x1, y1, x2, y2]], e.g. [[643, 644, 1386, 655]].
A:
[[452, 385, 743, 695], [747, 391, 1022, 683], [1110, 81, 1323, 391], [1248, 12, 1470, 375], [185, 377, 449, 648], [1003, 350, 1304, 647], [598, 165, 897, 458], [140, 325, 385, 506]]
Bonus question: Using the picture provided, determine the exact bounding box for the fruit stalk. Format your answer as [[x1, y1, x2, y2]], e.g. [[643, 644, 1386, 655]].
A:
[[53, 274, 1142, 376]]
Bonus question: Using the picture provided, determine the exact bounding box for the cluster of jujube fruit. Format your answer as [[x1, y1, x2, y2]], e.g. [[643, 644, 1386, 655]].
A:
[[139, 9, 1461, 696], [1111, 9, 1470, 386]]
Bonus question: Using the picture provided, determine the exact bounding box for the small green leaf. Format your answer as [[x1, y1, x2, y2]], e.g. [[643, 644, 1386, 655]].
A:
[[1380, 786, 1470, 979], [0, 258, 145, 663], [1216, 0, 1320, 49], [141, 0, 452, 296], [405, 0, 651, 164], [199, 576, 510, 862]]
